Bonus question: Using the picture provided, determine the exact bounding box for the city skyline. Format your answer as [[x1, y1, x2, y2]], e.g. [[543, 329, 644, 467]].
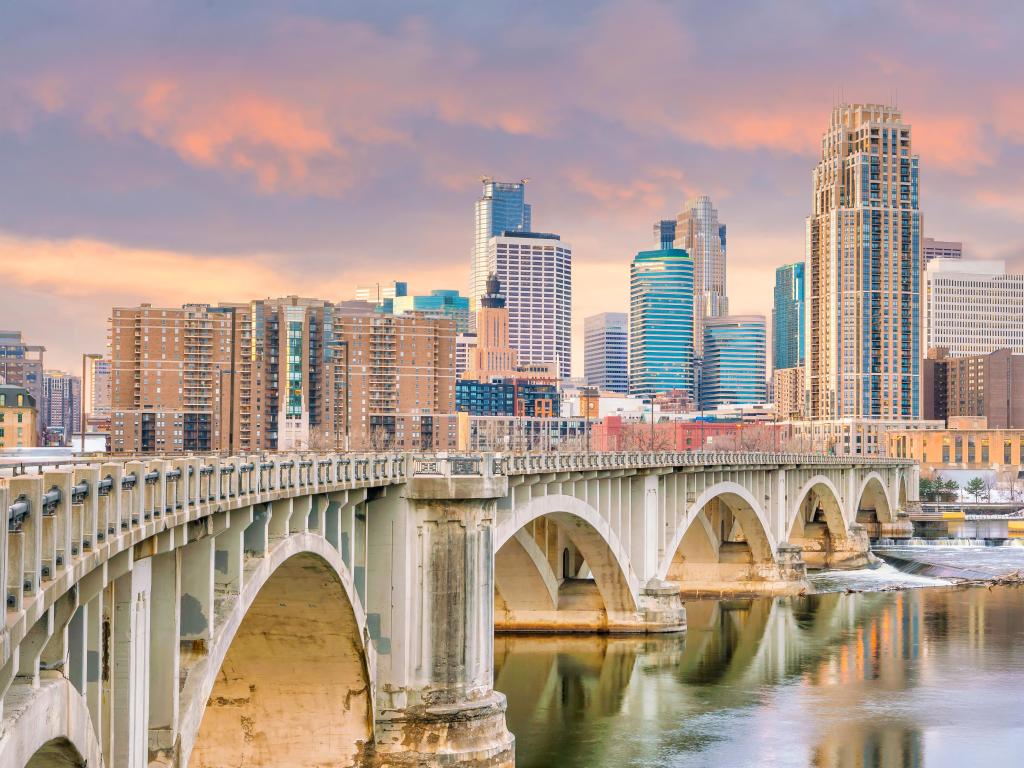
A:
[[4, 2, 1024, 375]]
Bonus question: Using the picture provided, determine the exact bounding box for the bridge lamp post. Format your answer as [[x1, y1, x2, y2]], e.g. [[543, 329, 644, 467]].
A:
[[80, 352, 103, 454]]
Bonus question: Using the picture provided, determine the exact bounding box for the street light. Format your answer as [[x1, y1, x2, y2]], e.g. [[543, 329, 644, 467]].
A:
[[80, 353, 103, 454]]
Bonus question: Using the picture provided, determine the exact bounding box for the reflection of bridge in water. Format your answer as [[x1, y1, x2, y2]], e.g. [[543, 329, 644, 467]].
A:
[[0, 450, 914, 767], [496, 589, 942, 768]]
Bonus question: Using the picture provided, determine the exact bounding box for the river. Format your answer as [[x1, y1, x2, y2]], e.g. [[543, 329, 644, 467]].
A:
[[495, 545, 1024, 767]]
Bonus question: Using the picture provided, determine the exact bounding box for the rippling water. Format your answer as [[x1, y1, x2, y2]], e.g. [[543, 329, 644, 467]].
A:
[[496, 579, 1024, 767]]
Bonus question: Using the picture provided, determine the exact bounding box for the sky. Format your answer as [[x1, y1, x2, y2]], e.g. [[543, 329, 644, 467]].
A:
[[3, 0, 1024, 374]]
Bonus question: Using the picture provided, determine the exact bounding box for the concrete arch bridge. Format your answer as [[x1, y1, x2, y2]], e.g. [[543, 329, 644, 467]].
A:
[[0, 450, 913, 767]]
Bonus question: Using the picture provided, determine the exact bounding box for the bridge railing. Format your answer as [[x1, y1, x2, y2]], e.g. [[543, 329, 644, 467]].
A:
[[1, 452, 408, 659]]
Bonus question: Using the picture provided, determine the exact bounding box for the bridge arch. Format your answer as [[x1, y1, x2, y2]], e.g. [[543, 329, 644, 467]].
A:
[[659, 481, 778, 583], [787, 475, 849, 540], [180, 534, 374, 768], [0, 678, 101, 768], [855, 472, 895, 525], [494, 494, 641, 628]]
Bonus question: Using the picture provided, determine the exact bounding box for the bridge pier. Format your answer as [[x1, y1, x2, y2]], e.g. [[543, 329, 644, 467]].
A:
[[363, 466, 514, 767]]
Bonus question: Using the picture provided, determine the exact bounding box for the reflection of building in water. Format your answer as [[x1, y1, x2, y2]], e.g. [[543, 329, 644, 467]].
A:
[[812, 723, 924, 768]]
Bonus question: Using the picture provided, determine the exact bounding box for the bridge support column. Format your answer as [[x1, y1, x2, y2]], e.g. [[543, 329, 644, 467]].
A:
[[365, 471, 514, 767]]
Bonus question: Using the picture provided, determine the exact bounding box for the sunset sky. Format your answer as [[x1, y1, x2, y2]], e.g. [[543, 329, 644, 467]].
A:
[[3, 1, 1023, 373]]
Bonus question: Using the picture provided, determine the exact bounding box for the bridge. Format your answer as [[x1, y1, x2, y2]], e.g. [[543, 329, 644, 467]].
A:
[[0, 450, 914, 767]]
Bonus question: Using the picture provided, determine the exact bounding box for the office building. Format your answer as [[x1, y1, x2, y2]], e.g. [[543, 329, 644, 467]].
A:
[[774, 366, 805, 420], [806, 104, 922, 419], [922, 347, 1024, 428], [488, 232, 571, 380], [455, 333, 477, 380], [924, 259, 1024, 356], [700, 315, 767, 409], [354, 281, 408, 313], [653, 219, 676, 250], [889, 421, 1024, 476], [393, 289, 470, 333], [0, 330, 45, 439], [772, 262, 805, 370], [629, 248, 695, 397], [85, 357, 112, 418], [465, 274, 518, 382], [675, 195, 728, 355], [584, 312, 628, 394], [456, 379, 515, 416], [0, 385, 37, 449], [41, 370, 81, 446], [922, 237, 962, 265], [471, 178, 531, 325]]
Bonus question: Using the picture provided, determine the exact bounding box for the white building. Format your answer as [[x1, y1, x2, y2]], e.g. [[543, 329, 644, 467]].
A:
[[488, 232, 572, 381], [584, 312, 628, 393], [455, 332, 477, 380], [922, 237, 962, 266], [925, 259, 1024, 356]]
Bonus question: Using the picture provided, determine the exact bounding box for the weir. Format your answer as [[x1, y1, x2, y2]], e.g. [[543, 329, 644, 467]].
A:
[[0, 450, 914, 767]]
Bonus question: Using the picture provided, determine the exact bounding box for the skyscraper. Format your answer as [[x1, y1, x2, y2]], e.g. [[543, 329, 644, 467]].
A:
[[584, 312, 628, 393], [925, 259, 1024, 356], [653, 219, 676, 250], [675, 195, 728, 356], [471, 178, 531, 325], [700, 315, 768, 409], [772, 262, 806, 370], [41, 370, 81, 446], [806, 104, 921, 419], [629, 248, 695, 397], [488, 231, 572, 380], [84, 357, 111, 418]]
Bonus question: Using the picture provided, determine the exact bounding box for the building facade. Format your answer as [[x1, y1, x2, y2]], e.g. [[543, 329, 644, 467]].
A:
[[772, 262, 805, 370], [674, 195, 728, 356], [464, 275, 518, 382], [0, 331, 45, 439], [393, 290, 470, 334], [41, 370, 81, 446], [629, 248, 695, 398], [488, 232, 572, 381], [653, 219, 676, 250], [471, 178, 531, 324], [923, 347, 1024, 428], [584, 312, 628, 394], [85, 357, 112, 418], [0, 385, 37, 449], [924, 259, 1024, 356], [354, 281, 408, 313], [773, 366, 806, 420], [806, 104, 921, 419], [700, 315, 768, 409], [111, 299, 457, 454], [922, 237, 962, 265], [889, 423, 1024, 477]]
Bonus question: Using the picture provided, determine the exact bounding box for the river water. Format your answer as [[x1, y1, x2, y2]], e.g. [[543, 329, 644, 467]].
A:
[[495, 545, 1024, 768]]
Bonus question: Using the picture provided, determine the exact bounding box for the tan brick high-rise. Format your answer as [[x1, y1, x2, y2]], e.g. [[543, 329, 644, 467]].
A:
[[806, 104, 922, 419]]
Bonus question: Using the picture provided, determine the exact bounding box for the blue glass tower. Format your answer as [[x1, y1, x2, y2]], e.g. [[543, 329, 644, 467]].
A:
[[471, 179, 531, 325], [772, 262, 805, 370], [629, 248, 695, 397], [700, 315, 768, 408], [393, 289, 470, 333]]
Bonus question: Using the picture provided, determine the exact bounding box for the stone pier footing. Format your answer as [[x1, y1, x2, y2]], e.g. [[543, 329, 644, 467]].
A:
[[362, 692, 514, 767]]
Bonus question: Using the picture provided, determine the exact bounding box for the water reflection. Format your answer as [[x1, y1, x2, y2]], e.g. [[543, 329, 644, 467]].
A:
[[495, 586, 1024, 768]]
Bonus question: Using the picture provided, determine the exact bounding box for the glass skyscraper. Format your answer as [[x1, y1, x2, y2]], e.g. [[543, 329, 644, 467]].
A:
[[471, 178, 531, 327], [629, 248, 695, 397], [393, 289, 470, 334], [700, 315, 768, 409], [675, 196, 728, 357], [772, 262, 805, 370]]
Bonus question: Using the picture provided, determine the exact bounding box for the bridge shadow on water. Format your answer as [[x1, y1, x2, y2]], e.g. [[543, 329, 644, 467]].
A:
[[494, 585, 1024, 768]]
